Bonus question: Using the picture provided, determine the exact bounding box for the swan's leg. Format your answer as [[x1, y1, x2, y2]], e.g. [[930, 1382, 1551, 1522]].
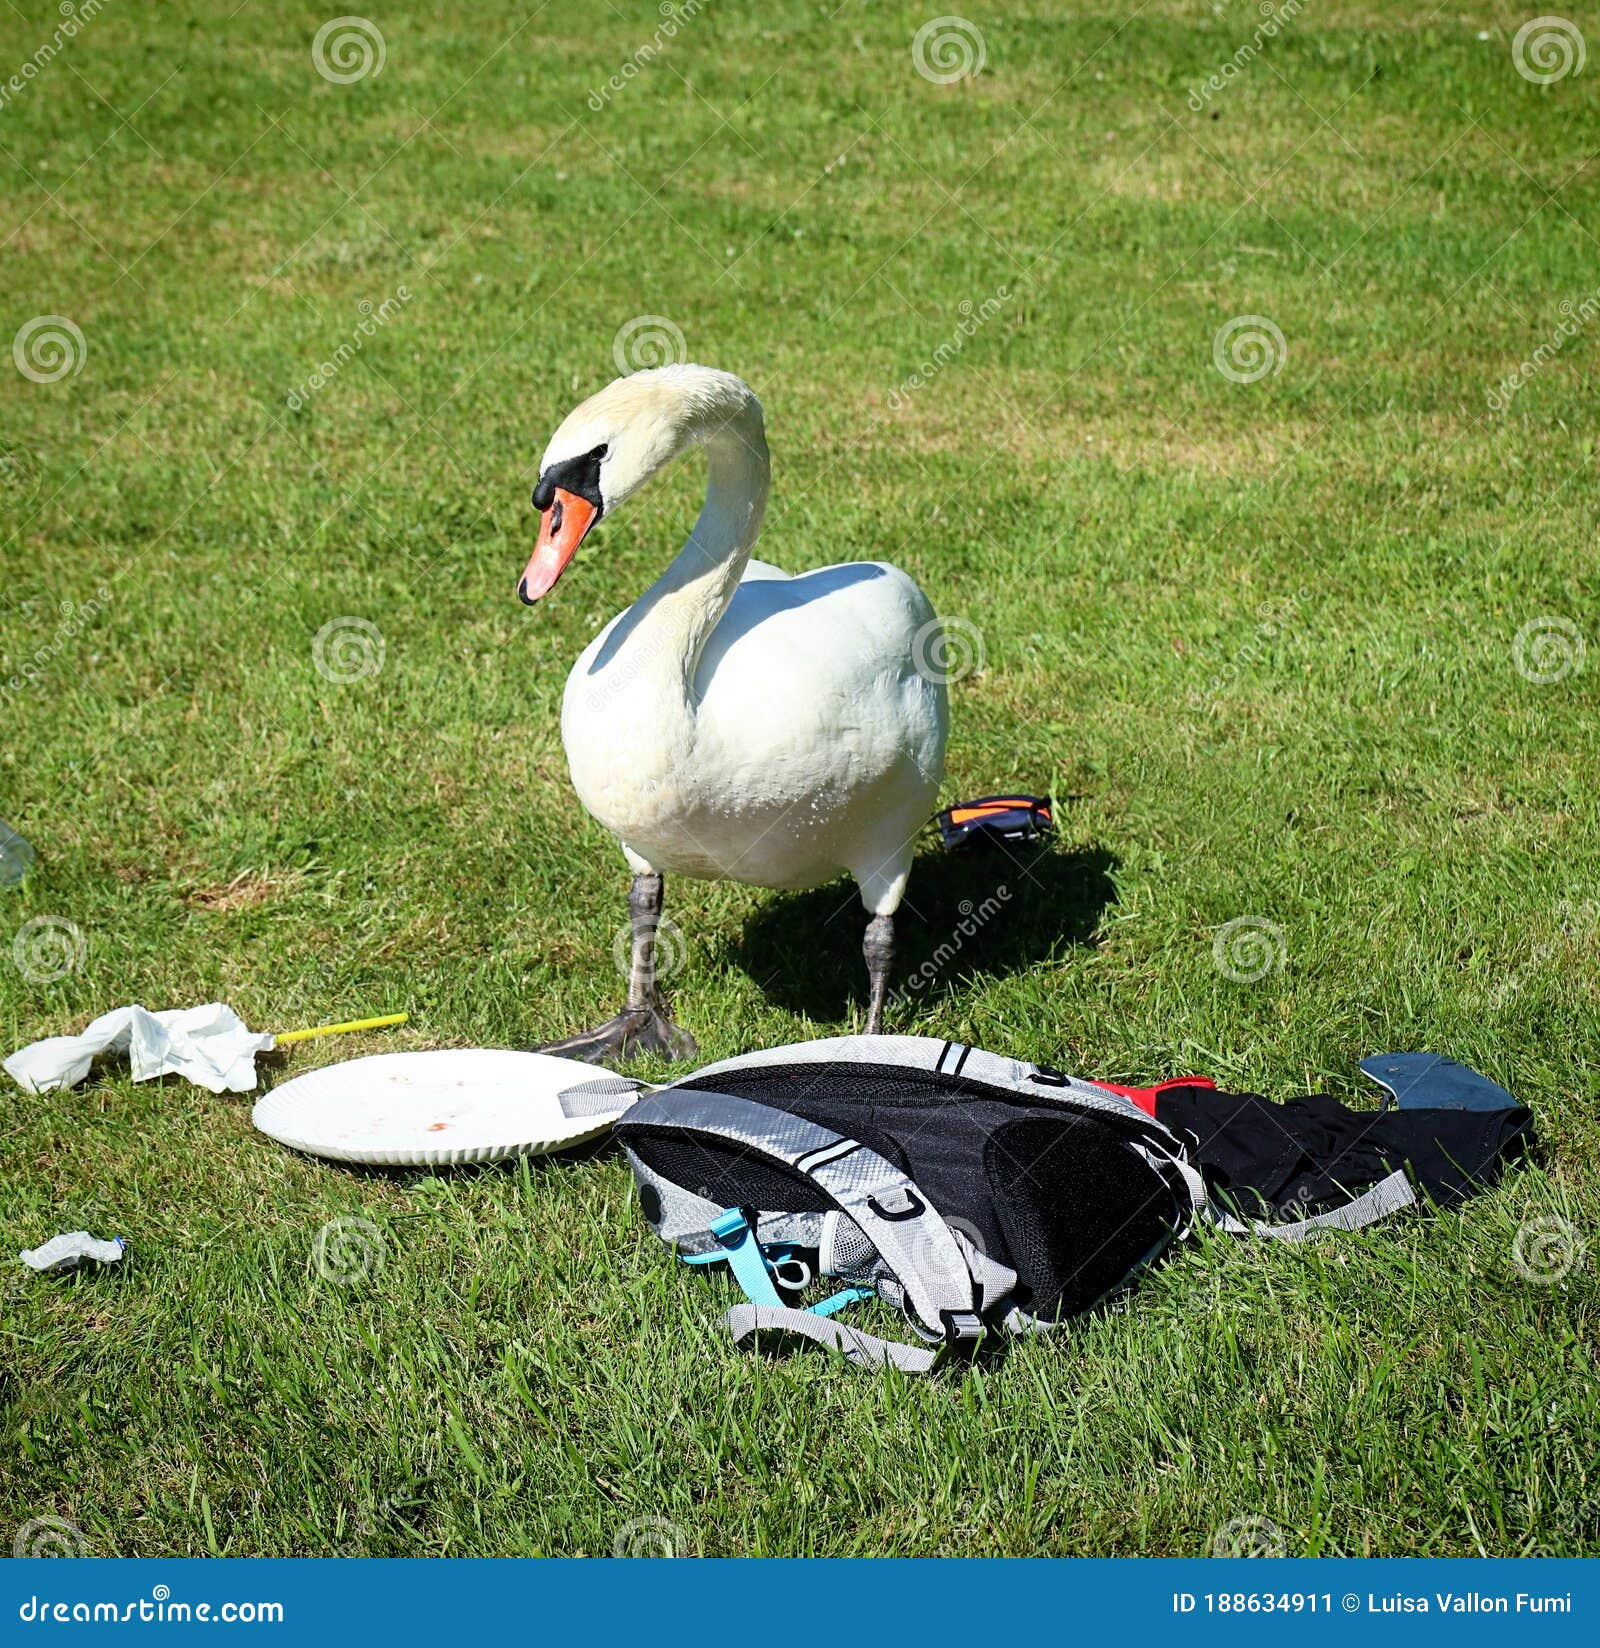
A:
[[863, 913, 895, 1036], [539, 868, 698, 1066], [854, 847, 913, 1037]]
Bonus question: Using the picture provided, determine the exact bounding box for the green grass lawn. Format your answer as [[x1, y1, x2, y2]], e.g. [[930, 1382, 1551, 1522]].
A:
[[3, 0, 1598, 1557]]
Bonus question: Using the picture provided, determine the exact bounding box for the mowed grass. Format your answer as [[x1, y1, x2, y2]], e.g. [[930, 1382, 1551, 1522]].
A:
[[2, 0, 1598, 1557]]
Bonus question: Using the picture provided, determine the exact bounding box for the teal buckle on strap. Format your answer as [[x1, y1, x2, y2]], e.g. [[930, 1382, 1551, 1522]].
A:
[[686, 1213, 874, 1322], [708, 1208, 784, 1309]]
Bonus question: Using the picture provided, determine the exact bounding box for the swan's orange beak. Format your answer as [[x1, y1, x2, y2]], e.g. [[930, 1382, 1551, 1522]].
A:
[[519, 488, 598, 604]]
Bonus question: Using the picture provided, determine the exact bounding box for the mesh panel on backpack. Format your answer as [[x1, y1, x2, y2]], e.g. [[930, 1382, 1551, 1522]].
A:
[[625, 1130, 833, 1214], [829, 1218, 878, 1278], [985, 1116, 1176, 1319]]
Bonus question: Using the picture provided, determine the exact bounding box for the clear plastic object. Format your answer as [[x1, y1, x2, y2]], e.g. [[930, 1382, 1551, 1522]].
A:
[[0, 820, 35, 887]]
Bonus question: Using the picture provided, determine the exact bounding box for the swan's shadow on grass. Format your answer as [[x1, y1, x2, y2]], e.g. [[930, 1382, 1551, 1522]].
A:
[[727, 841, 1118, 1020]]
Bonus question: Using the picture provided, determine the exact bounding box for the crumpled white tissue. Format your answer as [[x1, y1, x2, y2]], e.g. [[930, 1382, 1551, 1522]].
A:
[[4, 1002, 275, 1095], [20, 1231, 126, 1274]]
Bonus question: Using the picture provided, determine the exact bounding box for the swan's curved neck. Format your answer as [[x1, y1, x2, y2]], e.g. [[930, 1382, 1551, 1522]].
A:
[[628, 400, 769, 689]]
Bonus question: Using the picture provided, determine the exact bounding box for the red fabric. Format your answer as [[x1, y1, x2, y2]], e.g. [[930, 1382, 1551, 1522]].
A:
[[1092, 1076, 1217, 1117]]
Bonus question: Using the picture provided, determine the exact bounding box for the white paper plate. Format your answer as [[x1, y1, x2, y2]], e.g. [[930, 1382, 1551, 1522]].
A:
[[251, 1049, 640, 1167]]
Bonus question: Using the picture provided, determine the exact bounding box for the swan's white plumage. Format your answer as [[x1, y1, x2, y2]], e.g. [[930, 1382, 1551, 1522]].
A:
[[541, 365, 947, 917]]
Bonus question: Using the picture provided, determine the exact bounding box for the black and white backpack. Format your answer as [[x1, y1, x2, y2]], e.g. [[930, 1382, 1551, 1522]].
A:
[[603, 1035, 1208, 1373]]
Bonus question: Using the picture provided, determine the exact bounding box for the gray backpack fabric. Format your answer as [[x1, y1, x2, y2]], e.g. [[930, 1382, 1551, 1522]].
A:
[[604, 1035, 1209, 1373]]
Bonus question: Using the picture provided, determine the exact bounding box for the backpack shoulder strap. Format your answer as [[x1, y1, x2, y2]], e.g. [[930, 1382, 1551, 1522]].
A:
[[725, 1304, 942, 1373]]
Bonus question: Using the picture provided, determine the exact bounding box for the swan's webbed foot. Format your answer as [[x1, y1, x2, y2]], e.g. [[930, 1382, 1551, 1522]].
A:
[[542, 870, 698, 1066], [540, 1004, 698, 1067]]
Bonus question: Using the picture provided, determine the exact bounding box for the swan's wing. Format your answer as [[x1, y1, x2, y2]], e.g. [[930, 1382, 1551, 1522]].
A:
[[740, 558, 789, 582], [696, 560, 947, 787]]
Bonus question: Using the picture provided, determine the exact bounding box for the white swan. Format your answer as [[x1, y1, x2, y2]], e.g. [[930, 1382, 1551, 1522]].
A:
[[519, 364, 947, 1063]]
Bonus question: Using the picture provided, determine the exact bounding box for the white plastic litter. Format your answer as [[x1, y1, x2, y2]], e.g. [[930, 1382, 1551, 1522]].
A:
[[19, 1232, 126, 1274], [251, 1049, 641, 1167], [4, 1002, 275, 1095]]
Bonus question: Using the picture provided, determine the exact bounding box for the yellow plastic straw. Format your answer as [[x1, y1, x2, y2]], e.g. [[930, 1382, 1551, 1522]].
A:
[[274, 1012, 409, 1047]]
